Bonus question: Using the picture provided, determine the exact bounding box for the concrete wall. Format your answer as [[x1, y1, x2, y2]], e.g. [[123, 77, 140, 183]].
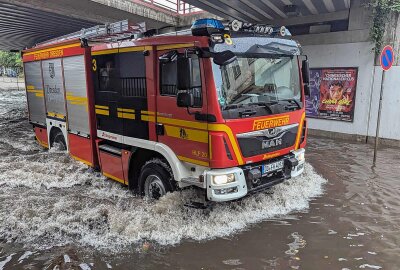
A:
[[302, 42, 375, 137], [367, 67, 400, 141], [293, 3, 400, 143]]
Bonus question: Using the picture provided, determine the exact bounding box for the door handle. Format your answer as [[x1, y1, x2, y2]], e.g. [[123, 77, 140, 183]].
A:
[[156, 123, 164, 135]]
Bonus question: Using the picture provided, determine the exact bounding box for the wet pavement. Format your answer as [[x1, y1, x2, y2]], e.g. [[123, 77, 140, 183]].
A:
[[0, 87, 399, 269]]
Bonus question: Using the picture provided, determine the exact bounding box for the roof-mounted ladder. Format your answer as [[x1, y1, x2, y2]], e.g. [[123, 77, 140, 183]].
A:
[[36, 20, 146, 47]]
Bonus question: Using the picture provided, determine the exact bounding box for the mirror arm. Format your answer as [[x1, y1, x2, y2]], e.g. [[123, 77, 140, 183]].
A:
[[186, 106, 196, 115]]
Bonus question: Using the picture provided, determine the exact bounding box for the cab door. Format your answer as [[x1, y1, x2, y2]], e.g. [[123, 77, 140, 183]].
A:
[[92, 53, 123, 138], [156, 49, 210, 167]]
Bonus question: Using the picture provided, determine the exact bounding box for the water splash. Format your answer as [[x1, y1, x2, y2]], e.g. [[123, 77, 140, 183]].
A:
[[0, 88, 328, 252]]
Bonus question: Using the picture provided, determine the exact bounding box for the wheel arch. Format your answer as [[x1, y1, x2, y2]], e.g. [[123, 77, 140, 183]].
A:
[[126, 141, 193, 191], [49, 126, 63, 145]]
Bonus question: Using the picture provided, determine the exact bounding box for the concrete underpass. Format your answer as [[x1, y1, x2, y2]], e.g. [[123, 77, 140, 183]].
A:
[[0, 1, 399, 269]]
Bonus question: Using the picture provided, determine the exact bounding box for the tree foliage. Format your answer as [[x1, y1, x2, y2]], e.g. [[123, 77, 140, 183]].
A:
[[368, 0, 400, 53], [0, 51, 22, 68]]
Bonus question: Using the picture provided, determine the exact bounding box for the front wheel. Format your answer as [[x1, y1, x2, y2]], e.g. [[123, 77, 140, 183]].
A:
[[139, 159, 175, 200]]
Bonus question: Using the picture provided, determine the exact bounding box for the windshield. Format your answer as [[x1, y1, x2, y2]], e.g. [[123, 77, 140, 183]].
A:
[[212, 56, 302, 119]]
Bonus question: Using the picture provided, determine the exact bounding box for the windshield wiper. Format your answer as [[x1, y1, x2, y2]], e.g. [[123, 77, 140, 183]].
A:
[[280, 99, 302, 110]]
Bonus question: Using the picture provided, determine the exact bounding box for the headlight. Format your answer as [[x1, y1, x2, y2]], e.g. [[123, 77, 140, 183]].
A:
[[292, 149, 305, 162], [212, 174, 235, 185], [297, 152, 305, 162]]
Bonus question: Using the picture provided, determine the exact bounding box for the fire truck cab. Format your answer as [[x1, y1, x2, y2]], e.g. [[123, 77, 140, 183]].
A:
[[22, 19, 309, 202]]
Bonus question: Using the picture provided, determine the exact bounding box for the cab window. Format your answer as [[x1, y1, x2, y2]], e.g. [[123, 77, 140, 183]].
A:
[[160, 54, 202, 107]]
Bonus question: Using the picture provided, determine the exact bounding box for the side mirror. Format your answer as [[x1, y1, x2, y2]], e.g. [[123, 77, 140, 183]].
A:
[[177, 56, 192, 90], [213, 50, 237, 66], [302, 59, 310, 84], [177, 91, 194, 107], [304, 84, 310, 97], [302, 59, 311, 96]]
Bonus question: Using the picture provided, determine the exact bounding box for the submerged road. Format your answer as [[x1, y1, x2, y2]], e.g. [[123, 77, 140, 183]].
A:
[[0, 84, 399, 269]]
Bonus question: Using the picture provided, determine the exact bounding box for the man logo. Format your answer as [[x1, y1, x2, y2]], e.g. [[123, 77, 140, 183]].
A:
[[262, 138, 283, 149], [263, 128, 281, 138], [49, 63, 55, 79]]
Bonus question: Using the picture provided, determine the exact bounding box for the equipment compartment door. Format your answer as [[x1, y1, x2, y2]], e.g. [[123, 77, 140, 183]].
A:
[[156, 50, 209, 167], [24, 61, 46, 126], [42, 58, 69, 149], [63, 55, 95, 165], [42, 58, 66, 120]]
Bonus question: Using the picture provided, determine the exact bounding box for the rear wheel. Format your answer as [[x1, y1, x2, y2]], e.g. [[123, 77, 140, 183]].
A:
[[139, 159, 175, 200], [51, 130, 67, 150]]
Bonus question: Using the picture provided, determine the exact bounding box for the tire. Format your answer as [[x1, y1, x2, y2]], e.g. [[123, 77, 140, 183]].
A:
[[51, 130, 67, 151], [138, 158, 175, 200]]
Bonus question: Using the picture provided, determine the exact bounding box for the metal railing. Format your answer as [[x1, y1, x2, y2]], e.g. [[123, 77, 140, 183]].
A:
[[137, 0, 203, 15]]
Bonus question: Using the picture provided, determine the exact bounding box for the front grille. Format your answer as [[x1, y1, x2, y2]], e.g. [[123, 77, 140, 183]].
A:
[[237, 124, 298, 158]]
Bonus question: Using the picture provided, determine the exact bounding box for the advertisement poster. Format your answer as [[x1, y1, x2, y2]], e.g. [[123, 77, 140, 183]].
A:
[[306, 67, 358, 122]]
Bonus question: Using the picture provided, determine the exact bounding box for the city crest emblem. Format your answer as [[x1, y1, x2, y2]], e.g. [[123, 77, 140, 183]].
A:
[[49, 63, 55, 79]]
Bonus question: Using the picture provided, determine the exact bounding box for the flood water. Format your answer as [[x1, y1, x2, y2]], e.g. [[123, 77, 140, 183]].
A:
[[0, 86, 399, 269]]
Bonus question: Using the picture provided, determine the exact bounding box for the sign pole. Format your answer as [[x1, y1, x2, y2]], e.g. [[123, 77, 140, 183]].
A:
[[374, 45, 394, 166], [373, 70, 385, 165]]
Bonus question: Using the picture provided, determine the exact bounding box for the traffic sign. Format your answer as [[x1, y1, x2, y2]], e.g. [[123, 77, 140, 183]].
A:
[[380, 45, 394, 71]]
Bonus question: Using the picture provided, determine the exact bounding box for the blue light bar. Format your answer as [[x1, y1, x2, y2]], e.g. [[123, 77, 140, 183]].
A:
[[191, 18, 224, 36]]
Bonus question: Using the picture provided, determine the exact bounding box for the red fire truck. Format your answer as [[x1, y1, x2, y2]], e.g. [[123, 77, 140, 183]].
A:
[[22, 19, 309, 202]]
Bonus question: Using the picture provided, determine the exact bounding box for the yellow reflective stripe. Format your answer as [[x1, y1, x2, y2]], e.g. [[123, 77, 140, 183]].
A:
[[117, 112, 135, 120], [209, 134, 212, 160], [35, 135, 48, 148], [27, 89, 44, 98], [26, 85, 35, 90], [295, 112, 306, 149], [47, 112, 65, 119], [95, 105, 109, 109], [156, 116, 243, 164], [96, 109, 109, 116], [117, 108, 135, 113], [24, 43, 81, 56], [178, 155, 209, 167], [119, 46, 149, 53], [92, 48, 118, 56], [141, 110, 155, 115], [157, 117, 207, 130], [103, 172, 125, 184], [69, 101, 87, 106], [27, 89, 43, 93], [164, 125, 208, 143], [141, 115, 155, 122], [66, 96, 87, 101], [71, 154, 93, 167], [156, 43, 194, 51], [208, 124, 244, 165]]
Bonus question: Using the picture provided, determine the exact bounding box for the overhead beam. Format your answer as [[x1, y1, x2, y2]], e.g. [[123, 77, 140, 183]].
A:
[[260, 0, 287, 18], [301, 0, 318, 15], [271, 9, 350, 26], [322, 0, 336, 13]]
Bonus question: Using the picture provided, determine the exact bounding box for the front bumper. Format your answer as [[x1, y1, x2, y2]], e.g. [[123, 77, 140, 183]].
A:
[[205, 148, 305, 202]]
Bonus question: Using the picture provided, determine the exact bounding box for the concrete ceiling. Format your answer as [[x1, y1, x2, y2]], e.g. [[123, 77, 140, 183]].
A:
[[183, 0, 351, 23], [0, 1, 97, 51], [0, 0, 177, 51]]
